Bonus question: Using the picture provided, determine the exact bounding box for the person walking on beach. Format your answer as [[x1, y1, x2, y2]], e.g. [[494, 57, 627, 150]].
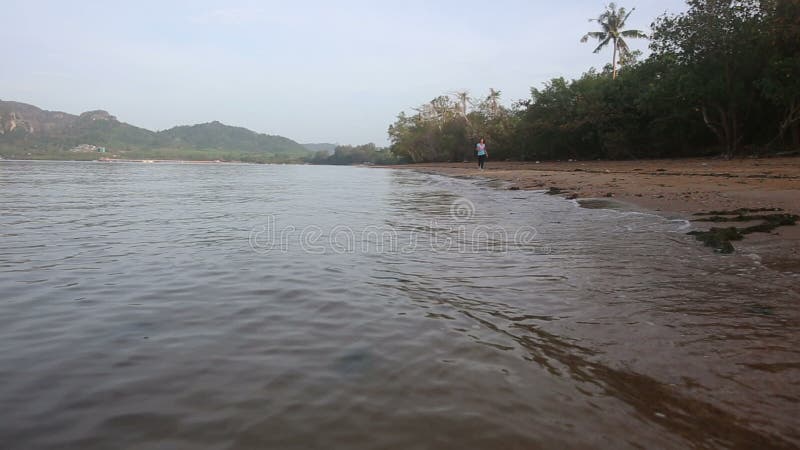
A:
[[476, 138, 488, 170]]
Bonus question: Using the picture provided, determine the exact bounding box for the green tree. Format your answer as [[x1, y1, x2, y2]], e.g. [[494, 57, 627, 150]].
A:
[[757, 0, 800, 148], [388, 90, 513, 163], [387, 0, 796, 164], [581, 3, 647, 79], [651, 0, 768, 158]]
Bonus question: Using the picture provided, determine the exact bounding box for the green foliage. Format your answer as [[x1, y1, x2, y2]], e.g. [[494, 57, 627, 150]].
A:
[[309, 143, 400, 165], [387, 0, 800, 163], [387, 90, 521, 163], [649, 0, 770, 157], [756, 0, 800, 147]]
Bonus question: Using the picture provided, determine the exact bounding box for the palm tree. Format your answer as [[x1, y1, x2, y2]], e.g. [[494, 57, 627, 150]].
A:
[[451, 90, 471, 119], [580, 3, 647, 79], [486, 88, 501, 117]]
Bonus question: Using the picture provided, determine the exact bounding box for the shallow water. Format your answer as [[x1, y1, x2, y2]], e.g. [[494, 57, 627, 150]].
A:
[[1, 161, 798, 449]]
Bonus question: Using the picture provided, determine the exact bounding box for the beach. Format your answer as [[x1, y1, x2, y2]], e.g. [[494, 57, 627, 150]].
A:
[[397, 157, 800, 272]]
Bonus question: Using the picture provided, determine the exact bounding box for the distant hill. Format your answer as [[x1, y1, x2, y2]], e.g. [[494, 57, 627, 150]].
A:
[[0, 100, 310, 162], [0, 102, 155, 150], [302, 143, 338, 154], [159, 121, 304, 156]]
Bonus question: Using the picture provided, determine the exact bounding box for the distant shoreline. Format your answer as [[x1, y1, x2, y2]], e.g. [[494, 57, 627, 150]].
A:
[[0, 158, 272, 165]]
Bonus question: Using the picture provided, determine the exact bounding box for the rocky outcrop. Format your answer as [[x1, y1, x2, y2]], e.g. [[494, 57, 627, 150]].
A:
[[78, 110, 117, 122], [0, 112, 34, 134], [0, 100, 78, 135]]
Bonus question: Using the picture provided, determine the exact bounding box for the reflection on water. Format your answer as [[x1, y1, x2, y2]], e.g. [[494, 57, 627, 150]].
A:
[[0, 161, 798, 449]]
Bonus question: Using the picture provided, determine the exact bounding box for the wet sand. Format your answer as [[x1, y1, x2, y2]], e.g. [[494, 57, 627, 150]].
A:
[[395, 157, 800, 272]]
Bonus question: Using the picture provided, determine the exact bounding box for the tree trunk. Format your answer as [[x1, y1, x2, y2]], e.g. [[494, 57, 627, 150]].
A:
[[612, 40, 618, 80], [701, 106, 724, 145], [730, 108, 740, 158], [766, 100, 800, 150], [701, 105, 737, 158]]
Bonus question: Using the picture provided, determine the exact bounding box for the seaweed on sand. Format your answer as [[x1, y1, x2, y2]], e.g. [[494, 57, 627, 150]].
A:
[[688, 211, 798, 253], [687, 227, 743, 254], [694, 213, 797, 224], [693, 207, 783, 216]]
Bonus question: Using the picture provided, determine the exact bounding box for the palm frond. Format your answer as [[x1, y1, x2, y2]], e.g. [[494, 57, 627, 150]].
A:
[[620, 29, 647, 39], [594, 37, 612, 53], [617, 38, 631, 55], [581, 31, 606, 43], [621, 7, 635, 27], [613, 9, 624, 28]]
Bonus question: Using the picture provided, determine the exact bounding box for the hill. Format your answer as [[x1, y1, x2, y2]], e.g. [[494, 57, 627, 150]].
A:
[[159, 121, 305, 156], [0, 100, 310, 162]]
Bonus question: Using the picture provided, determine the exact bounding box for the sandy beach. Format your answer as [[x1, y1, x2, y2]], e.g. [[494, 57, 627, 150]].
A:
[[396, 157, 800, 272]]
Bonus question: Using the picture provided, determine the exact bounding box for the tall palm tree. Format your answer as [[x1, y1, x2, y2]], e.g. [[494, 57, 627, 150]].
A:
[[451, 90, 471, 119], [486, 88, 501, 117], [580, 3, 647, 79]]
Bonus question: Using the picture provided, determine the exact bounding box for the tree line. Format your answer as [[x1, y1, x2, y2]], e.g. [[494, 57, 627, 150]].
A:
[[378, 0, 799, 163], [308, 143, 399, 165]]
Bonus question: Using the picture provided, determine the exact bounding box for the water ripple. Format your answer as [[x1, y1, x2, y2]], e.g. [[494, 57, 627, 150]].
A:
[[0, 161, 798, 449]]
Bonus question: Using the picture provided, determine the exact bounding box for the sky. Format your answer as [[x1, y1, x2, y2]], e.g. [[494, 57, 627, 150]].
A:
[[2, 0, 689, 146]]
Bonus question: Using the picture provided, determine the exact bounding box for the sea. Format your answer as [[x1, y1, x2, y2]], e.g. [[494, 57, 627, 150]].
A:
[[1, 160, 798, 449]]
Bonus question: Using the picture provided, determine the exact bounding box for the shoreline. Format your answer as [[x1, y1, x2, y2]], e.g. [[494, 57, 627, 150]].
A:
[[392, 157, 800, 272]]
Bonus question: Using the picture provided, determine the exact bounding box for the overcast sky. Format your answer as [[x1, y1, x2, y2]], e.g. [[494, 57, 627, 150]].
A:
[[2, 0, 689, 145]]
